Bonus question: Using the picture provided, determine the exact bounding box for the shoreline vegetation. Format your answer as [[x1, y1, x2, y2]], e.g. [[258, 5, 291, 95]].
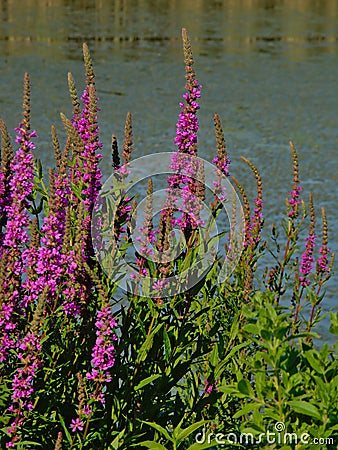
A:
[[0, 29, 337, 449]]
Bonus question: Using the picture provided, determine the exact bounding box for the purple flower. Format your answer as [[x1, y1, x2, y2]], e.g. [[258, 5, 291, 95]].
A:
[[83, 404, 92, 415], [152, 279, 167, 291], [299, 233, 316, 286], [212, 155, 231, 178], [72, 87, 102, 212], [0, 122, 36, 362], [70, 418, 84, 433], [317, 245, 330, 273], [203, 379, 218, 395], [174, 80, 201, 155], [86, 306, 117, 386], [288, 185, 302, 219]]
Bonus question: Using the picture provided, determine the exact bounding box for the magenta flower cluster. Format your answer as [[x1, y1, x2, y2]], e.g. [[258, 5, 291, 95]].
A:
[[87, 306, 118, 389], [72, 88, 103, 212], [0, 123, 36, 362], [6, 333, 42, 448], [317, 245, 330, 273], [299, 233, 316, 286], [166, 76, 203, 233], [288, 185, 302, 218], [2, 125, 36, 250], [174, 81, 201, 155]]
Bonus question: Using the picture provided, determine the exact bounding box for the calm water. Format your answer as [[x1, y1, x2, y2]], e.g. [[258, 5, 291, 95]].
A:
[[0, 0, 337, 340]]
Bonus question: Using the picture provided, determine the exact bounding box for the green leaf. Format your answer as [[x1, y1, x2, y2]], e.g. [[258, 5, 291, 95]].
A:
[[135, 441, 168, 450], [58, 414, 72, 444], [243, 324, 260, 335], [16, 442, 42, 447], [137, 323, 164, 363], [303, 350, 323, 374], [288, 401, 322, 420], [163, 328, 172, 362], [233, 402, 262, 419], [187, 440, 220, 450], [329, 312, 338, 335], [238, 379, 254, 397], [177, 420, 209, 444], [140, 421, 173, 443], [134, 374, 162, 391]]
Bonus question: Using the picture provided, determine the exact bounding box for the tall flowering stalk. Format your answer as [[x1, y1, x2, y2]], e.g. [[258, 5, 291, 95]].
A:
[[299, 193, 316, 287], [306, 207, 334, 333], [166, 28, 203, 237], [68, 44, 103, 261], [210, 113, 230, 214], [212, 113, 231, 177], [316, 207, 331, 277], [0, 119, 14, 248], [241, 157, 263, 249], [0, 74, 36, 363], [287, 141, 302, 220], [86, 267, 117, 404], [174, 29, 201, 156], [274, 142, 304, 303], [6, 292, 45, 448]]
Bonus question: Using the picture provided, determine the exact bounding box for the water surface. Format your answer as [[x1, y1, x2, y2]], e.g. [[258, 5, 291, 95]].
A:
[[0, 0, 337, 340]]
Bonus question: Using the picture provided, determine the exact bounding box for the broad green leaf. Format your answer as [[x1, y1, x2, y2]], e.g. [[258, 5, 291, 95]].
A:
[[288, 401, 322, 421], [243, 324, 260, 335], [238, 379, 254, 397], [233, 402, 262, 419], [140, 421, 173, 442], [303, 350, 323, 374]]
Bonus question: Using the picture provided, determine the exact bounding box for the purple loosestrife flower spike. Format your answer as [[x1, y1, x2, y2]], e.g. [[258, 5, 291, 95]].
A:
[[85, 267, 118, 403], [0, 74, 36, 362], [241, 157, 264, 248], [6, 291, 45, 448], [287, 141, 302, 220], [167, 29, 204, 235], [112, 134, 120, 169], [122, 112, 133, 165], [174, 28, 201, 155], [212, 113, 231, 177], [22, 168, 77, 312], [0, 118, 14, 247], [316, 207, 331, 274], [68, 49, 103, 269], [54, 432, 63, 450], [299, 194, 316, 287]]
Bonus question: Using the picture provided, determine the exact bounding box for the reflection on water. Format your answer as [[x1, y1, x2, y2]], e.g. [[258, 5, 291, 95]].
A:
[[0, 0, 337, 339], [0, 0, 337, 57]]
